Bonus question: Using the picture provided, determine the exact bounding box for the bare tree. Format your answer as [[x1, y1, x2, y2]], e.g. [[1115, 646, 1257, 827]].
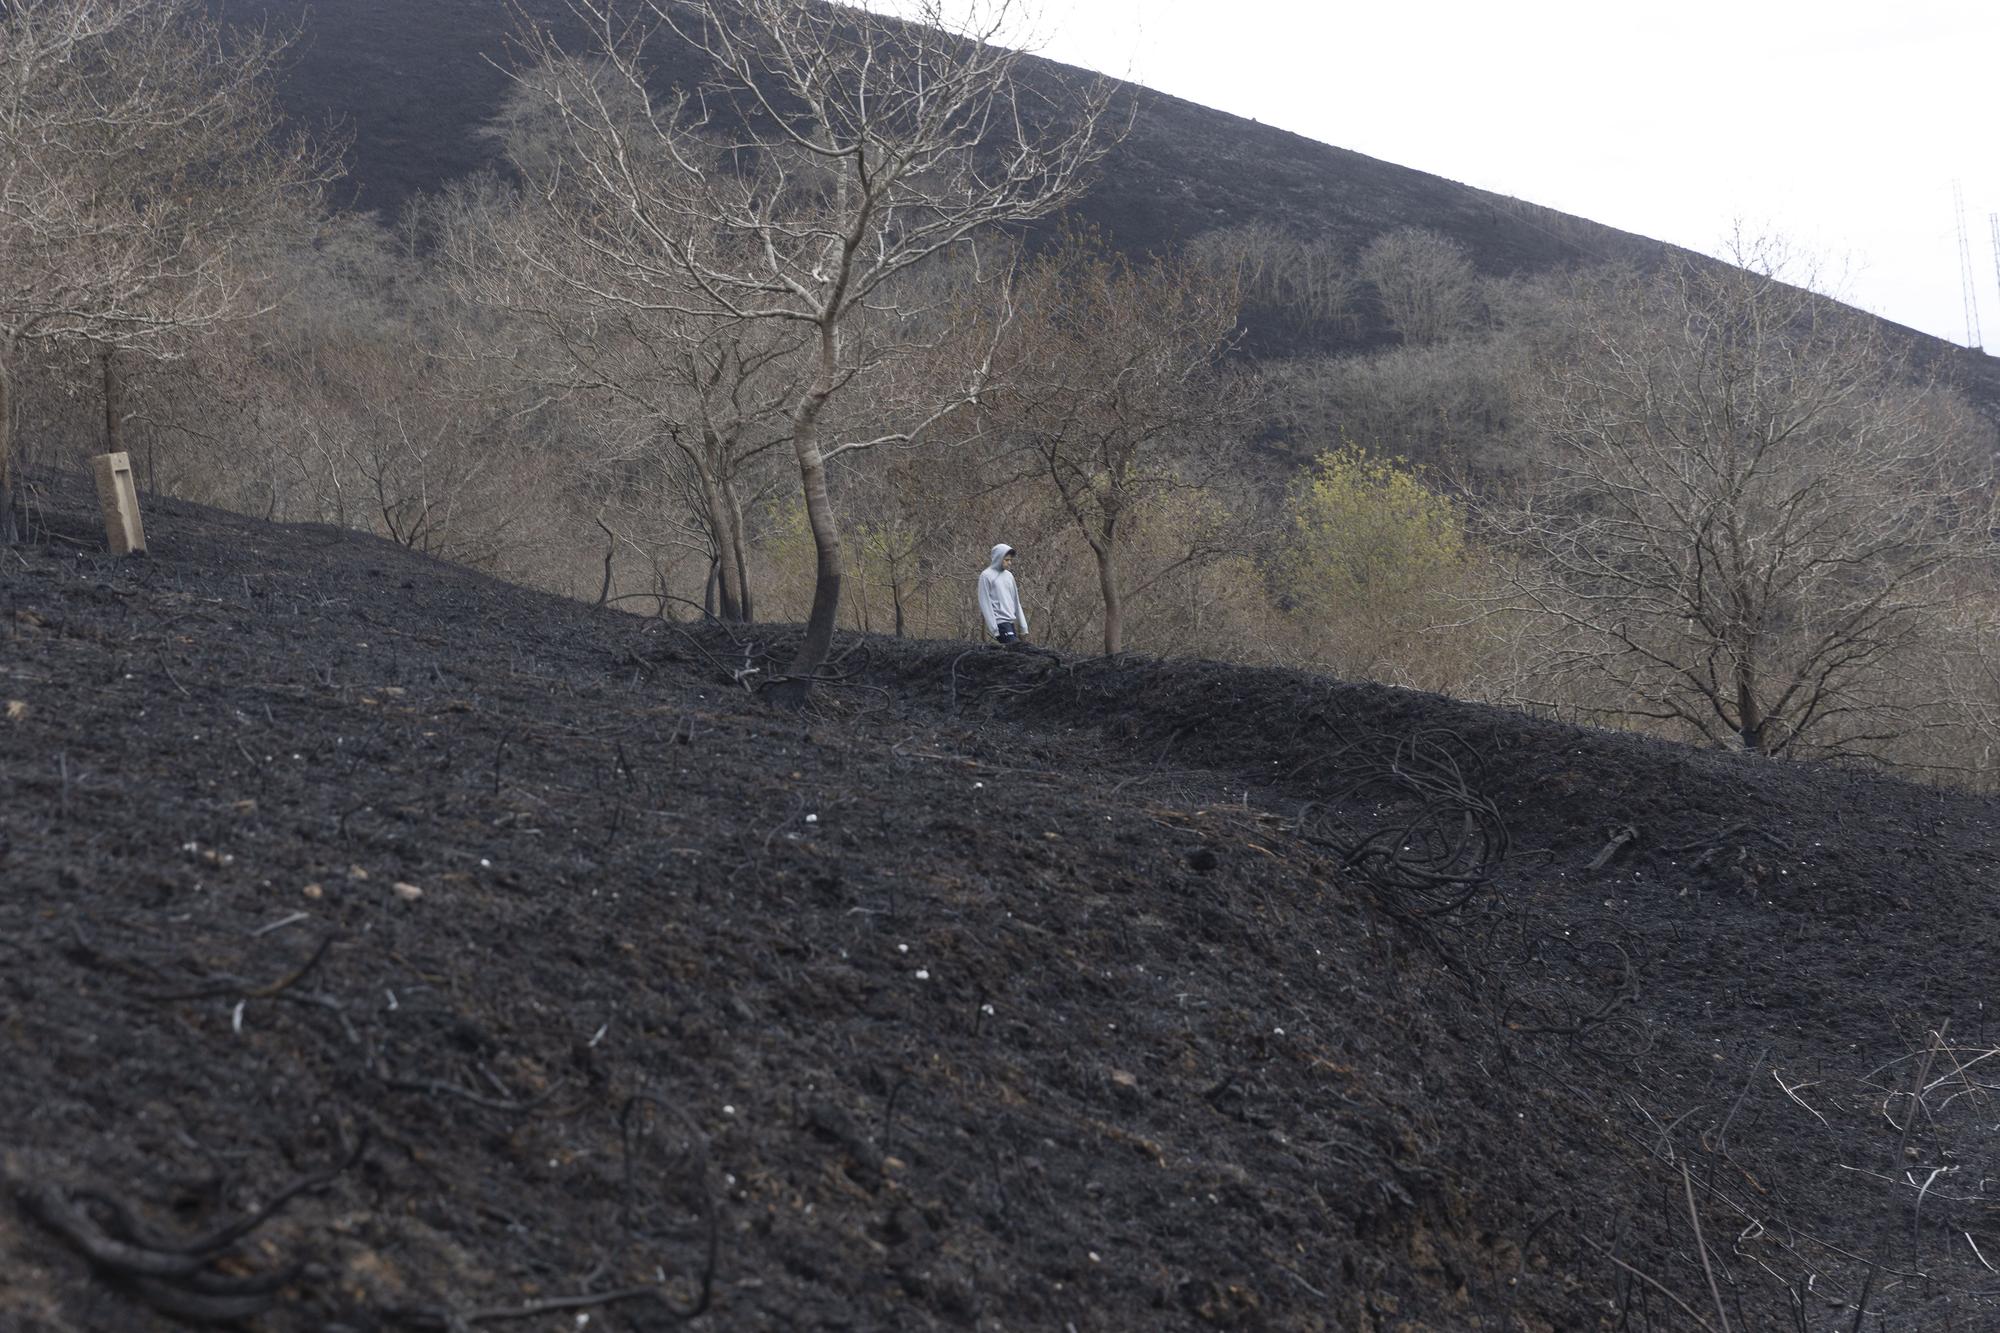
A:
[[1358, 227, 1478, 348], [1190, 221, 1359, 347], [0, 0, 333, 539], [503, 0, 1119, 691], [1498, 247, 2000, 757], [994, 233, 1245, 655], [432, 125, 800, 622]]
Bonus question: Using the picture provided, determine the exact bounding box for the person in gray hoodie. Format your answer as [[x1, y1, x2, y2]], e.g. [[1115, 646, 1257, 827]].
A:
[[977, 543, 1027, 644]]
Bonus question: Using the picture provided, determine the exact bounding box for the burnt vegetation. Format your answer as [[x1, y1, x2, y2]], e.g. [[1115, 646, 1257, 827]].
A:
[[6, 468, 2000, 1331], [7, 1, 2000, 1328]]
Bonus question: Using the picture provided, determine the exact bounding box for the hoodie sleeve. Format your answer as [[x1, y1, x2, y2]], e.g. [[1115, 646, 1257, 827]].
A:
[[977, 568, 1002, 636]]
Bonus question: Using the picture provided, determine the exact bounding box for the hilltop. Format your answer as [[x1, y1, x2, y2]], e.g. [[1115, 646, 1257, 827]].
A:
[[3, 477, 1998, 1329], [215, 0, 2000, 412]]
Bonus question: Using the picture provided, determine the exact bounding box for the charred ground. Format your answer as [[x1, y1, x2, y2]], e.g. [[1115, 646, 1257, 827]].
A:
[[3, 479, 1999, 1331]]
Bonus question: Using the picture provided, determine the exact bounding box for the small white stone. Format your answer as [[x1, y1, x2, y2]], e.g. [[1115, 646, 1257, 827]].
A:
[[915, 969, 930, 980], [804, 813, 818, 823]]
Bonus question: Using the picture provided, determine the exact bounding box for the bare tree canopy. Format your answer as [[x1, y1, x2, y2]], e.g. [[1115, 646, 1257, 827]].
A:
[[1499, 245, 2000, 757], [994, 230, 1246, 655], [1358, 226, 1478, 348], [502, 0, 1122, 691], [0, 0, 336, 538]]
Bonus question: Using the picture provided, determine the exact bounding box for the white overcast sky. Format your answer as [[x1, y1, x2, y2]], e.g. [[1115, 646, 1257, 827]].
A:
[[975, 0, 2000, 349]]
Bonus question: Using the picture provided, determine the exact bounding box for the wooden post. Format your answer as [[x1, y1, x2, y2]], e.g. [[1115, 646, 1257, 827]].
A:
[[90, 451, 146, 556]]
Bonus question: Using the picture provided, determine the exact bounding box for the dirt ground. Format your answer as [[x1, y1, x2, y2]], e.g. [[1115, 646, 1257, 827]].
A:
[[4, 474, 1999, 1332]]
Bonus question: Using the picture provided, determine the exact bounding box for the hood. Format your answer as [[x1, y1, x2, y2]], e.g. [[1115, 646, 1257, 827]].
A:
[[989, 543, 1013, 571]]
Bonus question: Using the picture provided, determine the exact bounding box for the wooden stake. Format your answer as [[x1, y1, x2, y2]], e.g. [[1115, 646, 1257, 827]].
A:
[[90, 451, 146, 556]]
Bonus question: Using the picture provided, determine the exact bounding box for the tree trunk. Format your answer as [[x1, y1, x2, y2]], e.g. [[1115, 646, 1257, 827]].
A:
[[722, 475, 754, 621], [891, 563, 907, 638], [0, 352, 13, 544], [696, 467, 743, 623], [781, 411, 843, 698], [1092, 522, 1123, 656], [1736, 654, 1768, 752], [853, 545, 870, 633]]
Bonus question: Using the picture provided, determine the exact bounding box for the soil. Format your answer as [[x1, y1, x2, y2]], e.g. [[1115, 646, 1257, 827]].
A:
[[4, 473, 1999, 1332]]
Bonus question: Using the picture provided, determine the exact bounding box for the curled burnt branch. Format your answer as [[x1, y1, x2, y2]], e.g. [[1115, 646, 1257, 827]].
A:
[[1291, 725, 1510, 916], [18, 1136, 364, 1323]]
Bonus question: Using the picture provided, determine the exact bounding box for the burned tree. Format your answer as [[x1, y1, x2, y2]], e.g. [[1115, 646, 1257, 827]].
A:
[[994, 234, 1245, 655], [0, 0, 332, 540], [504, 0, 1118, 689], [1501, 247, 1999, 757]]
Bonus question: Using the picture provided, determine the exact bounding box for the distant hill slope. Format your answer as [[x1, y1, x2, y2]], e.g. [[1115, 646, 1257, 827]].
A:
[[223, 0, 2000, 410], [226, 0, 1653, 270]]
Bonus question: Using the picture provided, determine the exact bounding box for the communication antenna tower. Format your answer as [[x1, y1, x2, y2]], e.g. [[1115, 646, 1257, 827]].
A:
[[1988, 212, 2000, 334], [1955, 181, 1982, 349]]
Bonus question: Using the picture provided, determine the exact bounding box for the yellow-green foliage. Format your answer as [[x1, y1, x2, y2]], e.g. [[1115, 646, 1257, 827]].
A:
[[1271, 445, 1475, 685], [755, 498, 816, 619], [1276, 445, 1466, 610]]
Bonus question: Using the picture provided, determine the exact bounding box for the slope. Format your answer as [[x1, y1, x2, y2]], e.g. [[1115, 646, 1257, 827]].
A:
[[214, 0, 2000, 420], [3, 477, 1998, 1331]]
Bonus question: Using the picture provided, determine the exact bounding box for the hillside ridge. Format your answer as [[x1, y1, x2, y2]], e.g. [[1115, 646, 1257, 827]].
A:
[[214, 0, 2000, 415], [3, 474, 1998, 1328]]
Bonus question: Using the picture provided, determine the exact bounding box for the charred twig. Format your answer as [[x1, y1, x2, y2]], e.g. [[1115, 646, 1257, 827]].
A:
[[1682, 1162, 1735, 1333], [375, 1069, 567, 1115], [392, 1100, 718, 1329], [1575, 1230, 1721, 1333], [1772, 1069, 1831, 1129], [1587, 824, 1638, 871], [156, 652, 193, 698], [1708, 1047, 1768, 1157], [398, 1284, 695, 1327], [760, 795, 808, 855], [670, 627, 748, 690], [1849, 1024, 1946, 1332], [145, 933, 338, 1003], [1504, 940, 1636, 1038], [248, 911, 311, 939], [881, 1076, 911, 1159], [1662, 823, 1793, 855]]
